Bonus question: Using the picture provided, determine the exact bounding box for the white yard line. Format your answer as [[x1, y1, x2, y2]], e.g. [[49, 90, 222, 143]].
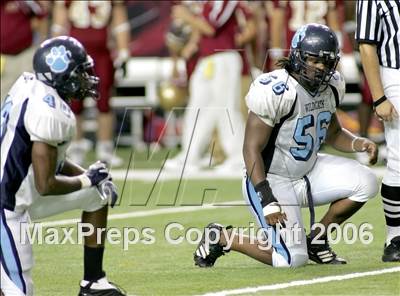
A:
[[109, 167, 385, 181], [36, 166, 392, 296], [198, 267, 400, 296], [37, 167, 385, 227], [37, 200, 245, 227]]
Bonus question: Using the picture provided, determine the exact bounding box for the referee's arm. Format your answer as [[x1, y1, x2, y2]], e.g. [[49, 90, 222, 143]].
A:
[[359, 44, 397, 121], [356, 0, 398, 121], [359, 44, 384, 104]]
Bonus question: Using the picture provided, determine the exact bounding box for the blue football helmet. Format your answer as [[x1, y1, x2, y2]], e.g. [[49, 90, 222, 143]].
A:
[[33, 36, 99, 101], [289, 23, 340, 96]]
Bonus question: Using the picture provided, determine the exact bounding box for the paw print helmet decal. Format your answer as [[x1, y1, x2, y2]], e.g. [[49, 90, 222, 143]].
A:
[[33, 36, 99, 101], [45, 45, 72, 73]]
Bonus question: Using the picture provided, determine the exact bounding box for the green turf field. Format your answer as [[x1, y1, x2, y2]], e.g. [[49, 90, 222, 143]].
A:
[[31, 174, 399, 295]]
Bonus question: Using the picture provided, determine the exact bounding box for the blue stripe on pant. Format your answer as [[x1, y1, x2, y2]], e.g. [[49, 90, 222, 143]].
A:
[[0, 209, 26, 294], [244, 177, 291, 265]]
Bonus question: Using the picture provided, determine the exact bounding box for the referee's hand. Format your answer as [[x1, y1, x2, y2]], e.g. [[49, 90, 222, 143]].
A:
[[375, 100, 398, 121]]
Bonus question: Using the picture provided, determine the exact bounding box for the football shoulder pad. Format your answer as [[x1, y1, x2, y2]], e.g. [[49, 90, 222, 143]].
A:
[[24, 80, 76, 147], [328, 71, 346, 107], [245, 69, 297, 126]]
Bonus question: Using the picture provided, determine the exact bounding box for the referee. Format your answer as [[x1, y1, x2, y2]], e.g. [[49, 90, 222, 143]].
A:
[[356, 0, 400, 262]]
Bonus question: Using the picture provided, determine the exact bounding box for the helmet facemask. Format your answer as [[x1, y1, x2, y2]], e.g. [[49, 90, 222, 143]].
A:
[[288, 23, 341, 97], [57, 56, 99, 101], [294, 50, 339, 97]]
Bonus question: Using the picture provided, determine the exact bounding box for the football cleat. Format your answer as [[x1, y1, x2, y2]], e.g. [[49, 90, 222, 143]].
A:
[[78, 277, 126, 296], [382, 236, 400, 262], [194, 223, 232, 268], [307, 235, 347, 264]]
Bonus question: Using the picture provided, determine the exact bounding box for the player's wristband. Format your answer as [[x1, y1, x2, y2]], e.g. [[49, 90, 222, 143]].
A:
[[254, 179, 277, 207], [373, 95, 387, 108], [78, 174, 92, 189], [262, 202, 282, 216]]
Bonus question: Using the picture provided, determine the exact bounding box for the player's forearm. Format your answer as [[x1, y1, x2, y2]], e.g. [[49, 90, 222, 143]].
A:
[[359, 44, 385, 100], [327, 128, 362, 153], [181, 29, 200, 60], [237, 19, 257, 46], [327, 7, 340, 32], [32, 142, 85, 195], [36, 176, 83, 196], [51, 2, 69, 36], [60, 159, 85, 176], [112, 4, 130, 53], [270, 8, 284, 49], [183, 14, 215, 37], [243, 147, 266, 186], [31, 17, 49, 43]]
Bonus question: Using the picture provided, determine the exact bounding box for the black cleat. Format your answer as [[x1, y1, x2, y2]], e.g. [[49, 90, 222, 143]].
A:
[[307, 236, 347, 264], [78, 277, 126, 296], [382, 236, 400, 262], [194, 223, 232, 267]]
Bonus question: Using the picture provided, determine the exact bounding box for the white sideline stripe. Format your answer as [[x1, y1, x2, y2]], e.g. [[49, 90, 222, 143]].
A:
[[198, 267, 400, 296], [109, 167, 385, 181], [37, 200, 245, 227], [110, 169, 243, 181]]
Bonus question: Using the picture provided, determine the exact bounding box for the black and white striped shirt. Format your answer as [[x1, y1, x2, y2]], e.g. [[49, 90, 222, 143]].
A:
[[356, 0, 400, 69]]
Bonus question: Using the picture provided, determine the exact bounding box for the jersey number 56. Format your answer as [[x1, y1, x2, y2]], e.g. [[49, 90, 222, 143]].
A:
[[290, 111, 331, 161]]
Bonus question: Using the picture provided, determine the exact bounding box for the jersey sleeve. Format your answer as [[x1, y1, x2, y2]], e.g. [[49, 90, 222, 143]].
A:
[[355, 0, 380, 44], [329, 71, 346, 107], [245, 72, 296, 127], [24, 94, 75, 147]]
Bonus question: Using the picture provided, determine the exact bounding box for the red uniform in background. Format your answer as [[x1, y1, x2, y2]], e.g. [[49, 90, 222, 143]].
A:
[[165, 0, 245, 170], [236, 1, 254, 76], [267, 0, 344, 72], [0, 0, 47, 55], [61, 0, 114, 114], [1, 0, 48, 99], [184, 1, 254, 79], [52, 0, 129, 166], [199, 1, 238, 57], [126, 1, 173, 57], [272, 0, 339, 50]]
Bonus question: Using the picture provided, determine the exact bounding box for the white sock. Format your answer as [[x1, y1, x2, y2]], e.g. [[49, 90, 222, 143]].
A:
[[386, 226, 400, 246]]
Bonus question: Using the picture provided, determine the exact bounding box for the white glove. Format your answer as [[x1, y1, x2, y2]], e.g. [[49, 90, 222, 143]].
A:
[[97, 180, 118, 208], [78, 161, 110, 188]]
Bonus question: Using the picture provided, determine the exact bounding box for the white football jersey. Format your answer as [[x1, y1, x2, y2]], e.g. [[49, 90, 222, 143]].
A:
[[1, 73, 76, 212], [246, 69, 345, 180]]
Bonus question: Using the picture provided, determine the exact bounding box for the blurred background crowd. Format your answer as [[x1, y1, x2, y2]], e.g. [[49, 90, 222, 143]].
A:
[[0, 0, 385, 170]]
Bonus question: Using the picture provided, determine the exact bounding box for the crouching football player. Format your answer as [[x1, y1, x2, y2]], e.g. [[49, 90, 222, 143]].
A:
[[194, 24, 379, 268], [1, 37, 124, 295]]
